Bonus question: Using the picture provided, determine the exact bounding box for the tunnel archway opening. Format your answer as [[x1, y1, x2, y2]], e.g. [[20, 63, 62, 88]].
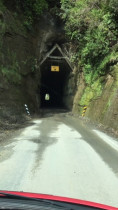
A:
[[40, 44, 72, 109]]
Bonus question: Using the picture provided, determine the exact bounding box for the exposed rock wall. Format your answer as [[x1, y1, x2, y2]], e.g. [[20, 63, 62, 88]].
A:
[[72, 64, 118, 131], [0, 9, 39, 126]]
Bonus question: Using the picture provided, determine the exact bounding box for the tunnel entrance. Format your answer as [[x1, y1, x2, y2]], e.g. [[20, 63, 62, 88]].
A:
[[40, 44, 72, 108]]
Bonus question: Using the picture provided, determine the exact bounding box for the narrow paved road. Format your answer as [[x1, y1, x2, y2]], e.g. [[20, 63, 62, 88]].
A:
[[0, 111, 118, 207]]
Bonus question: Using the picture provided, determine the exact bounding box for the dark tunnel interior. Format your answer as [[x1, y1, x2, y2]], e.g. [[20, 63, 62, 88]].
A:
[[40, 57, 71, 108]]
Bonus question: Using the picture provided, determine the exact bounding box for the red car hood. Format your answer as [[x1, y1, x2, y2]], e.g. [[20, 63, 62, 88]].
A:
[[0, 190, 118, 210]]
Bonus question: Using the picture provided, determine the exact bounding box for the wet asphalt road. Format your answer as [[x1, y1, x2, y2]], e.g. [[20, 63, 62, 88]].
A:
[[0, 110, 118, 207]]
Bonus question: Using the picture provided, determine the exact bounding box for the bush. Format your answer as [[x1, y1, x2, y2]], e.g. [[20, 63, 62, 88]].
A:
[[20, 0, 48, 28], [60, 0, 118, 83]]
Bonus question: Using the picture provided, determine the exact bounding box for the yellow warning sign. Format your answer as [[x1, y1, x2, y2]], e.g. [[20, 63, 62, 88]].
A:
[[51, 66, 59, 72]]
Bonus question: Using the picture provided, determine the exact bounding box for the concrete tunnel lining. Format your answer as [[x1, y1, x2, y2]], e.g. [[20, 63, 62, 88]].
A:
[[39, 44, 72, 108]]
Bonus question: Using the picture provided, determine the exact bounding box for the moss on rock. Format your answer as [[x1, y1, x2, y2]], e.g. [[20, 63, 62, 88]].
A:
[[79, 79, 103, 112]]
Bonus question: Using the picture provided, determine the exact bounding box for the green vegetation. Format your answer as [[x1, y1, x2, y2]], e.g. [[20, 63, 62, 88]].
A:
[[3, 0, 61, 29], [0, 20, 5, 48], [1, 65, 21, 84], [1, 52, 21, 84], [0, 0, 6, 11], [9, 0, 48, 29], [0, 0, 6, 48], [60, 0, 118, 84], [0, 0, 49, 84], [79, 79, 103, 106], [2, 0, 48, 30], [0, 15, 6, 67], [60, 0, 118, 114]]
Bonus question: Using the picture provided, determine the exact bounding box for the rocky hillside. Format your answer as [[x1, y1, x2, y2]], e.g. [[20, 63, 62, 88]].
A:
[[61, 0, 118, 132]]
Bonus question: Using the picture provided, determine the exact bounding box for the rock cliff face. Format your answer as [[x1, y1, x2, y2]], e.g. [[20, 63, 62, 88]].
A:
[[72, 64, 118, 131], [0, 8, 38, 127]]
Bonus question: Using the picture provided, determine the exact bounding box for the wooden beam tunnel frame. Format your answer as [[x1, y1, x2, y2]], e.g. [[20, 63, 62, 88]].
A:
[[40, 44, 72, 70]]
